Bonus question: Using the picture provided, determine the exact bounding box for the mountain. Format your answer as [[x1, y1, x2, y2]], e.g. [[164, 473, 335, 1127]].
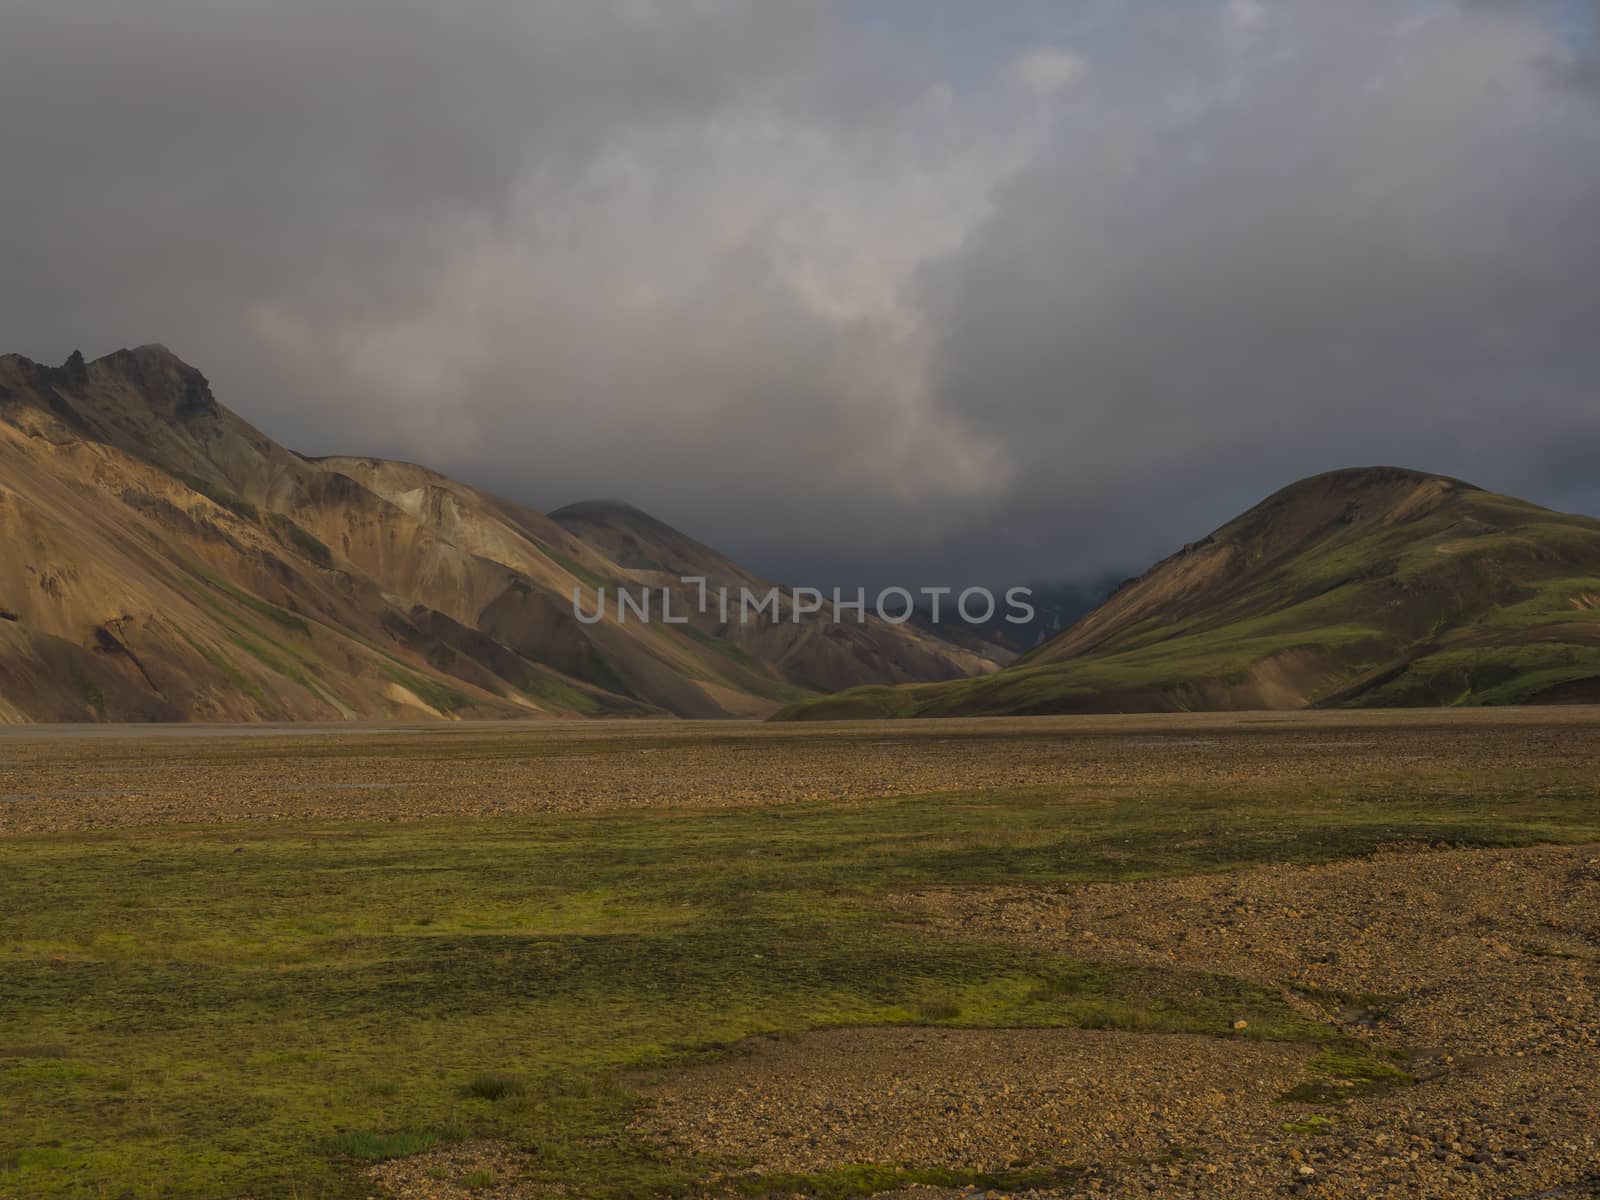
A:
[[548, 499, 1008, 694], [911, 575, 1123, 655], [775, 466, 1600, 719], [0, 346, 997, 722]]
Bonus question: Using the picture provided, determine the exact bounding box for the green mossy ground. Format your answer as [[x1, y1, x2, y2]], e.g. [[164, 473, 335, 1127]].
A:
[[5, 775, 1600, 1198]]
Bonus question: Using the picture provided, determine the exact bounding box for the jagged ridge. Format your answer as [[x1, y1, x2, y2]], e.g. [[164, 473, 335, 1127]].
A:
[[0, 346, 1000, 722]]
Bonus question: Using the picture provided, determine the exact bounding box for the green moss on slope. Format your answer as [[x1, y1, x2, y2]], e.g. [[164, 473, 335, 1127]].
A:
[[777, 470, 1600, 720]]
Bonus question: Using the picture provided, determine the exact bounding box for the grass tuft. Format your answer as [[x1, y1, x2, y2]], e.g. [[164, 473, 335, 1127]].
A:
[[732, 1162, 1092, 1199], [323, 1127, 460, 1161], [460, 1072, 529, 1102]]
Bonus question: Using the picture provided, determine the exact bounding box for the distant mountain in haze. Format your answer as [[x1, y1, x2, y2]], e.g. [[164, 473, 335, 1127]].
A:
[[0, 346, 1000, 722], [777, 466, 1600, 719], [915, 576, 1123, 655]]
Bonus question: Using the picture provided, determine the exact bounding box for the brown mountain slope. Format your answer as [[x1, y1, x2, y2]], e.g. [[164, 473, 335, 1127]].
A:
[[0, 346, 991, 722], [776, 467, 1600, 718], [552, 499, 1009, 694], [552, 499, 762, 585]]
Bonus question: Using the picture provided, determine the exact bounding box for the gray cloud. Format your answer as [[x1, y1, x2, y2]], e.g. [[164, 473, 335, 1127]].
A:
[[2, 0, 1597, 589], [917, 0, 1600, 581]]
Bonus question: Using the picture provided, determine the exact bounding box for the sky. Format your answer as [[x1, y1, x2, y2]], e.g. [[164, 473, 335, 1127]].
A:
[[3, 0, 1598, 589]]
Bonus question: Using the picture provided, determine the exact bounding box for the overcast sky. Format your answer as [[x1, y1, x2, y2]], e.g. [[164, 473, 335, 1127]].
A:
[[4, 0, 1598, 588]]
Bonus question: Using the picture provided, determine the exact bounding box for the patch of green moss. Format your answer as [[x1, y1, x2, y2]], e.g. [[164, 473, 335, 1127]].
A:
[[74, 673, 105, 716], [1282, 1115, 1338, 1135], [515, 664, 608, 715], [266, 512, 335, 567], [164, 468, 259, 521], [676, 623, 762, 672], [323, 1127, 462, 1161], [1279, 1043, 1414, 1105], [184, 566, 311, 635], [174, 627, 268, 704], [539, 543, 609, 591], [732, 1162, 1091, 1199], [378, 660, 470, 713]]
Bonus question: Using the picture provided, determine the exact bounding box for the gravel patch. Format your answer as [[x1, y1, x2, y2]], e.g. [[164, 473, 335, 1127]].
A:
[[631, 1026, 1312, 1185], [894, 842, 1600, 1057], [5, 710, 1600, 835], [359, 840, 1600, 1199], [368, 1140, 532, 1199]]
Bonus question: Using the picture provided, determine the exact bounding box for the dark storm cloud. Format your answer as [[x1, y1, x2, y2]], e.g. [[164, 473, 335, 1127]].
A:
[[2, 1, 1597, 588], [916, 0, 1600, 582]]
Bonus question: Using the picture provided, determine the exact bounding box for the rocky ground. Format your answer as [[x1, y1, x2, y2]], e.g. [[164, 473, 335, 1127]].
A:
[[633, 1027, 1314, 1190], [896, 843, 1600, 1060], [369, 1141, 535, 1200], [4, 707, 1599, 835], [628, 843, 1600, 1199], [631, 1031, 1597, 1199], [369, 839, 1600, 1199]]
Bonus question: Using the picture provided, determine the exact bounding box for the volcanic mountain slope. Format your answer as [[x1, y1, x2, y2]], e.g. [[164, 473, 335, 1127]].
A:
[[0, 345, 995, 722], [777, 467, 1600, 718], [550, 499, 1008, 694]]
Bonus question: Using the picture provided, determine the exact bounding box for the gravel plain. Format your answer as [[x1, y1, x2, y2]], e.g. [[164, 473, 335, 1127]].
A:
[[4, 707, 1600, 836]]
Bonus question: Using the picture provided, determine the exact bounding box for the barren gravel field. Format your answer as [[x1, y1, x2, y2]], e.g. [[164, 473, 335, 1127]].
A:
[[3, 707, 1599, 835], [3, 710, 1599, 1200]]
